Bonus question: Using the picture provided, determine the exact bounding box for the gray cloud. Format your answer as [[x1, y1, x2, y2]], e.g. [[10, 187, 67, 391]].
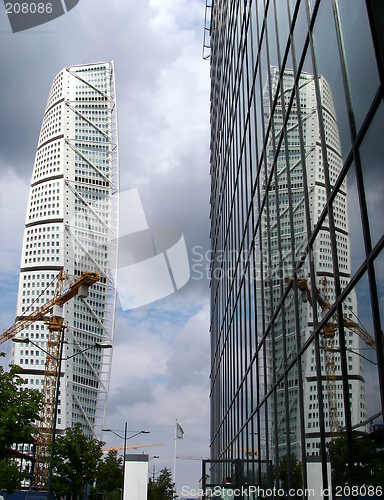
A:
[[108, 380, 155, 410], [166, 305, 209, 389]]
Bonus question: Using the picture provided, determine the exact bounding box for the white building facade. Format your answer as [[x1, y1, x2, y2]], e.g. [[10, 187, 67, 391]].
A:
[[10, 61, 119, 442]]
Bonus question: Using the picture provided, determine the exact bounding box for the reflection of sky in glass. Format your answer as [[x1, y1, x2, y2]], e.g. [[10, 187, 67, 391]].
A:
[[313, 0, 351, 161], [208, 0, 384, 490], [338, 0, 380, 131], [359, 103, 384, 249]]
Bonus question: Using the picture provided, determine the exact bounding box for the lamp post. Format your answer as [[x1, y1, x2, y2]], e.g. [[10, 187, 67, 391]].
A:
[[13, 336, 112, 498], [149, 456, 160, 481], [102, 426, 150, 498]]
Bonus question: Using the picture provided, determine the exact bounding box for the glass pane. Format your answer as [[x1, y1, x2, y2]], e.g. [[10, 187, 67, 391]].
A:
[[328, 169, 365, 278], [374, 254, 384, 389], [351, 274, 379, 423], [346, 163, 365, 277], [358, 102, 384, 250], [301, 40, 315, 75], [266, 0, 280, 69], [275, 0, 290, 59], [337, 0, 380, 131], [292, 0, 308, 64], [312, 0, 352, 162], [308, 0, 317, 21]]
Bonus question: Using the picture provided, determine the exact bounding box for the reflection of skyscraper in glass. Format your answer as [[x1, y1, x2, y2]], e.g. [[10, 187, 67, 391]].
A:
[[261, 68, 366, 457], [10, 62, 118, 439], [208, 0, 384, 493]]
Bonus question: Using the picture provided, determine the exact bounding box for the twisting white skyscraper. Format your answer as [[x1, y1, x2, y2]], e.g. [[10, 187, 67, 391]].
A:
[[11, 62, 119, 440]]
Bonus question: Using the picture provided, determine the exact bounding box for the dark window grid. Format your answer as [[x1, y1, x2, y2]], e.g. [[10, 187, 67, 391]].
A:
[[331, 0, 375, 251], [209, 316, 246, 449], [283, 235, 383, 381], [307, 1, 345, 349], [365, 0, 384, 88], [210, 91, 260, 282], [252, 359, 263, 486], [210, 146, 256, 334], [210, 0, 384, 492], [290, 0, 310, 58], [212, 0, 314, 472], [220, 335, 312, 452], [286, 24, 328, 488], [259, 115, 299, 479], [290, 196, 318, 482], [263, 9, 292, 319], [215, 364, 302, 481], [321, 0, 384, 440], [212, 288, 313, 444], [211, 227, 258, 366], [271, 78, 309, 477], [332, 0, 384, 416]]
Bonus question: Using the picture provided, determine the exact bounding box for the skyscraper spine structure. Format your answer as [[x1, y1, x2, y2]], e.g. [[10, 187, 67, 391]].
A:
[[11, 61, 119, 440]]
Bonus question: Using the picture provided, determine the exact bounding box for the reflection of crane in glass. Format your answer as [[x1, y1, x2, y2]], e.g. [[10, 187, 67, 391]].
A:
[[287, 276, 376, 437], [1, 270, 100, 486], [219, 445, 258, 457], [102, 442, 164, 453]]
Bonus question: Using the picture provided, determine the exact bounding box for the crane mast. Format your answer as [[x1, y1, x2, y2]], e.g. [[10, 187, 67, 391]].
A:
[[101, 442, 164, 453], [288, 276, 376, 437]]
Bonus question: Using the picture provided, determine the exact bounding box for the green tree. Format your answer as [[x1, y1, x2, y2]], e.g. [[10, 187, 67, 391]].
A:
[[0, 459, 21, 494], [51, 423, 104, 499], [278, 453, 303, 493], [0, 353, 43, 459], [97, 450, 123, 499], [148, 467, 176, 500], [0, 353, 43, 492], [328, 431, 384, 490]]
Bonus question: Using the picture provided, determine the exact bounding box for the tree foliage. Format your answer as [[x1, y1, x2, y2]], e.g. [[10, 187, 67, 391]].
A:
[[97, 450, 123, 499], [327, 431, 384, 490], [51, 423, 104, 499], [0, 353, 43, 459], [148, 467, 176, 500], [0, 459, 21, 494], [0, 353, 43, 492], [278, 453, 303, 493]]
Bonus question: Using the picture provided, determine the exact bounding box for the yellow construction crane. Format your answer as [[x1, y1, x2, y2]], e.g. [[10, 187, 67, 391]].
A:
[[102, 442, 164, 453], [287, 276, 376, 436], [1, 270, 100, 487]]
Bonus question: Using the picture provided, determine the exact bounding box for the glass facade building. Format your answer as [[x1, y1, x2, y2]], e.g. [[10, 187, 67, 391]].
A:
[[207, 0, 384, 493], [10, 62, 119, 443]]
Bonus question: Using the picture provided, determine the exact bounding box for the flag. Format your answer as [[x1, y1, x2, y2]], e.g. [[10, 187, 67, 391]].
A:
[[176, 422, 184, 440]]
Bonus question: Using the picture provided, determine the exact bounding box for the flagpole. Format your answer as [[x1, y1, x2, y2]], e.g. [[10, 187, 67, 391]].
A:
[[173, 419, 178, 494]]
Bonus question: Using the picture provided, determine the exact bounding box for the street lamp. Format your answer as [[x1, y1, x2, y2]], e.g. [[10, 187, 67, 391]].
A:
[[13, 337, 112, 498], [149, 456, 160, 481], [102, 425, 150, 498]]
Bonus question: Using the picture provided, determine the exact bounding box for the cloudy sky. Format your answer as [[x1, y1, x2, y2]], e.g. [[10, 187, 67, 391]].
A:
[[0, 0, 211, 492]]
